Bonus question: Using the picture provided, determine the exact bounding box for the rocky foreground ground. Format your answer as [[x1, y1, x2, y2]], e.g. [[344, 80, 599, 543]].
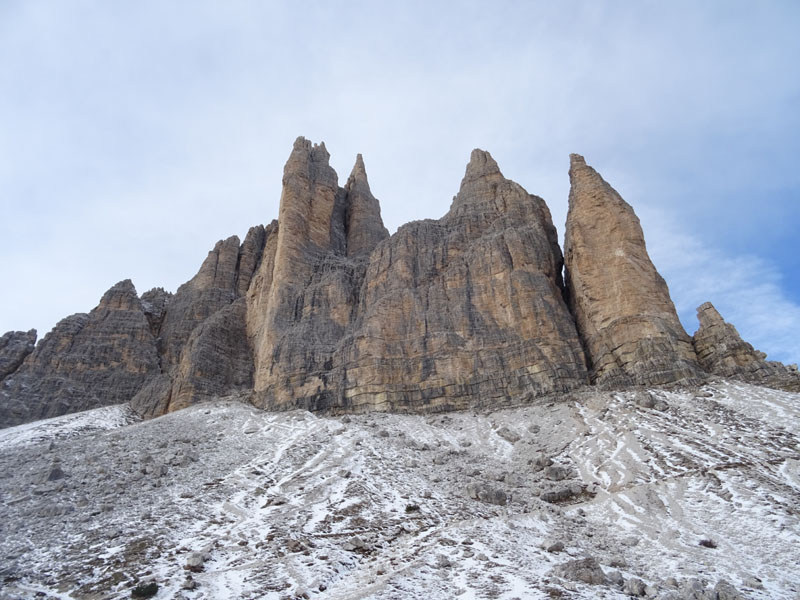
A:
[[1, 380, 798, 599]]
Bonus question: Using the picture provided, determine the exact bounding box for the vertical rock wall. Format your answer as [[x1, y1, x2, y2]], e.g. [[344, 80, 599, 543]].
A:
[[0, 280, 160, 426], [246, 142, 589, 412], [564, 154, 701, 387]]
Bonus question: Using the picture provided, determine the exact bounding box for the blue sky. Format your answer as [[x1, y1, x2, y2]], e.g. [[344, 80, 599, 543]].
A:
[[1, 1, 799, 364]]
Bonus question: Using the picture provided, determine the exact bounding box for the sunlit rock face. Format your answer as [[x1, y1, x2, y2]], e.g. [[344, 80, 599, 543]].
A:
[[4, 139, 799, 427], [563, 154, 702, 387], [246, 141, 589, 412]]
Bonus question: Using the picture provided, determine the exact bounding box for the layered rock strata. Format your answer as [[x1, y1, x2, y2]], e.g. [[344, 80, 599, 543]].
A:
[[247, 141, 589, 412], [0, 280, 160, 427], [693, 302, 800, 392], [0, 329, 36, 381], [131, 228, 268, 417], [2, 139, 796, 428], [564, 154, 702, 387]]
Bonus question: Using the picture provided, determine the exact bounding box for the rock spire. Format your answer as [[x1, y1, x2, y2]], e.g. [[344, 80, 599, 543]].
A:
[[693, 302, 800, 392], [563, 154, 701, 387], [1, 139, 797, 429]]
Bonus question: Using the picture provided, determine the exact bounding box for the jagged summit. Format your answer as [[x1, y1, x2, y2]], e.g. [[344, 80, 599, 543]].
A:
[[0, 138, 797, 428], [569, 152, 587, 166], [694, 302, 800, 391], [344, 153, 389, 257], [463, 148, 502, 181]]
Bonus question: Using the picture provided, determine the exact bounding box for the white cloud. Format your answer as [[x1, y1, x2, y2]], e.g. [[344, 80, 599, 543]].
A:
[[641, 205, 800, 366]]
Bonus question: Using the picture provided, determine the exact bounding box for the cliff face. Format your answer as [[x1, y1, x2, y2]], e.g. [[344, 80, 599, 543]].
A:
[[1, 139, 795, 428], [246, 144, 588, 412], [0, 329, 36, 381], [563, 154, 702, 387], [131, 228, 267, 418], [0, 280, 160, 427]]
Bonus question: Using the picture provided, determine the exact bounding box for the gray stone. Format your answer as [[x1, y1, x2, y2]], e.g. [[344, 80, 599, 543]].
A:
[[545, 465, 569, 481], [553, 557, 606, 585], [741, 576, 763, 590], [496, 426, 521, 443], [623, 577, 646, 596], [714, 579, 742, 600], [46, 465, 66, 482], [0, 280, 160, 428], [184, 552, 204, 572], [466, 483, 508, 506], [606, 570, 624, 587], [0, 329, 36, 381]]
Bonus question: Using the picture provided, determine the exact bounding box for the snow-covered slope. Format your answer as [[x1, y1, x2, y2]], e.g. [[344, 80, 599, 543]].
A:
[[0, 382, 798, 599]]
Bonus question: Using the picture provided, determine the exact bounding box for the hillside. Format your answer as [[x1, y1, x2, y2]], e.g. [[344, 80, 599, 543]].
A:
[[1, 380, 798, 599]]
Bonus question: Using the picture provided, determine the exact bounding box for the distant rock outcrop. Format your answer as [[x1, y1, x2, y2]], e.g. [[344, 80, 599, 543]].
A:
[[0, 329, 36, 381], [564, 154, 701, 387], [693, 302, 800, 392], [0, 280, 160, 427], [1, 139, 797, 428]]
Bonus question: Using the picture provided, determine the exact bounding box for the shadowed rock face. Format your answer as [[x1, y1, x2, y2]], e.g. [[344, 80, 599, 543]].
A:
[[0, 329, 36, 381], [131, 227, 268, 417], [157, 234, 246, 367], [248, 142, 589, 412], [564, 154, 701, 387], [693, 302, 800, 392], [0, 280, 160, 427]]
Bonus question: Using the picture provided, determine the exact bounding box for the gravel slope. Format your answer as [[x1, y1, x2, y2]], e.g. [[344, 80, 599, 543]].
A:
[[0, 381, 798, 599]]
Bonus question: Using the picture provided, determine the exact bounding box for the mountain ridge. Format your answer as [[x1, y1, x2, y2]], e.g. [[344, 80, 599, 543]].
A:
[[1, 137, 798, 427]]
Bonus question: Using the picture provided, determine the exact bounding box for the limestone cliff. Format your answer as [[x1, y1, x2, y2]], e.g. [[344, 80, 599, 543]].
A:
[[0, 280, 160, 427], [248, 139, 391, 409], [131, 229, 267, 418], [247, 141, 589, 412], [564, 154, 701, 387], [0, 329, 36, 381], [693, 302, 800, 392], [2, 139, 797, 429]]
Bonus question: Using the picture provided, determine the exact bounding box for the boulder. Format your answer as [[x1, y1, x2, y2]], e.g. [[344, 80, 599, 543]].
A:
[[553, 557, 606, 585]]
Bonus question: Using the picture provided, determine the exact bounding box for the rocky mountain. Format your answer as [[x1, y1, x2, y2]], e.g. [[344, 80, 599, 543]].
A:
[[0, 280, 160, 426], [1, 137, 798, 427], [0, 138, 799, 600]]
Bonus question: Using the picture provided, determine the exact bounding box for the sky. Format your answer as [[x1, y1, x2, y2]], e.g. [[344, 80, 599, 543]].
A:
[[1, 1, 799, 365]]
